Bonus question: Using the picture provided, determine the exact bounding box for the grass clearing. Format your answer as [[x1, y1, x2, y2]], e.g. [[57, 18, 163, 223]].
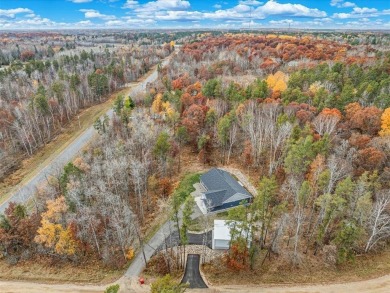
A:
[[188, 210, 229, 232], [0, 257, 125, 284], [172, 172, 201, 204]]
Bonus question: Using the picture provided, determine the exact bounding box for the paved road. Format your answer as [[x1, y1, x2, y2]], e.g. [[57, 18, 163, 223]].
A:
[[181, 254, 208, 289], [125, 218, 176, 277], [0, 56, 172, 215], [124, 200, 203, 277]]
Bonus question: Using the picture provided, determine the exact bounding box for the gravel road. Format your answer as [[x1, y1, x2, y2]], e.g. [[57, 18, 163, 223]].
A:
[[0, 56, 171, 215]]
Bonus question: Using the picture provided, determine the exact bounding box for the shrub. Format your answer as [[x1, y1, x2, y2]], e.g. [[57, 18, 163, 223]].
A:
[[104, 284, 119, 293]]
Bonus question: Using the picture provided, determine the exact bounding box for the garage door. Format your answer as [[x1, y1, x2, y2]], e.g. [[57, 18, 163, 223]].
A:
[[214, 239, 229, 250]]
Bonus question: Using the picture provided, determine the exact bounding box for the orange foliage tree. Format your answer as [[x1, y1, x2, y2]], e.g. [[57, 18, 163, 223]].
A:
[[225, 237, 249, 271]]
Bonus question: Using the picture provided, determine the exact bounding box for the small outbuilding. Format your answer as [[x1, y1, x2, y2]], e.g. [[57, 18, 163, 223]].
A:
[[212, 220, 232, 250], [212, 219, 251, 250]]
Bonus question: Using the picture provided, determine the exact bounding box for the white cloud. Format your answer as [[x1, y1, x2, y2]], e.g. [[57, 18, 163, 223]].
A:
[[2, 0, 387, 30], [80, 9, 116, 20], [330, 0, 342, 7], [77, 20, 93, 26], [69, 0, 93, 3], [254, 1, 327, 18], [333, 6, 379, 19], [239, 0, 263, 6], [123, 0, 190, 12], [0, 8, 33, 18], [123, 0, 139, 9], [342, 2, 356, 8], [154, 10, 203, 21], [269, 19, 294, 24], [203, 4, 252, 20], [105, 20, 126, 26], [331, 0, 356, 8], [122, 0, 327, 23], [353, 7, 377, 14]]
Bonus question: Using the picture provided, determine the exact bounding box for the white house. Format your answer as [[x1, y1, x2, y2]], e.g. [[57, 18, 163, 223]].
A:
[[212, 220, 251, 250]]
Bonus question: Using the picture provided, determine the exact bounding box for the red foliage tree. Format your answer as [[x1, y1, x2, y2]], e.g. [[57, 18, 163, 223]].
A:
[[181, 104, 207, 144], [20, 50, 35, 61], [172, 73, 190, 90], [225, 238, 249, 271], [158, 177, 173, 197]]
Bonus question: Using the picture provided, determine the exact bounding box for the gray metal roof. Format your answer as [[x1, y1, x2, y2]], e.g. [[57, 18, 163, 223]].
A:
[[200, 168, 252, 208]]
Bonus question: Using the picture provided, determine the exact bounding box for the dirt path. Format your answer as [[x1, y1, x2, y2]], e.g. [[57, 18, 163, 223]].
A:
[[0, 276, 147, 293], [1, 273, 389, 293], [212, 273, 390, 292]]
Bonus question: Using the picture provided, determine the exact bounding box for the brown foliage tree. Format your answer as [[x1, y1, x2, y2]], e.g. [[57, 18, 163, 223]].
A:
[[346, 103, 382, 135], [356, 147, 385, 173]]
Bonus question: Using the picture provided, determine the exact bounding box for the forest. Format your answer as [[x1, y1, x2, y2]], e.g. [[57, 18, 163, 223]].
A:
[[0, 32, 390, 283], [0, 35, 173, 179]]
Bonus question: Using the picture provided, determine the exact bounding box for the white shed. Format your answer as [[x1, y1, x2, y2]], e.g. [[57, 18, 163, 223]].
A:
[[212, 220, 231, 250], [212, 219, 251, 250]]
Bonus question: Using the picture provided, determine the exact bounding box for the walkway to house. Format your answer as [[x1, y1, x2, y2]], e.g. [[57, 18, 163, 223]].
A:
[[181, 254, 208, 289], [192, 182, 208, 214]]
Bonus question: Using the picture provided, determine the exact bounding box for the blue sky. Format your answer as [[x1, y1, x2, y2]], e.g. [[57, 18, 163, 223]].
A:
[[0, 0, 389, 30]]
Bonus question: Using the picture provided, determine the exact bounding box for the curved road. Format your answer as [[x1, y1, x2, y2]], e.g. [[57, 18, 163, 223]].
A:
[[0, 56, 172, 214]]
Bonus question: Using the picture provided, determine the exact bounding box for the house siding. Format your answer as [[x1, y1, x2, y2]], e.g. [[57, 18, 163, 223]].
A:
[[209, 199, 249, 213]]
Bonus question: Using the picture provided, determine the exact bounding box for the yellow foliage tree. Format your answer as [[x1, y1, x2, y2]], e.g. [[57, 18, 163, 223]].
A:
[[379, 108, 390, 137], [35, 196, 77, 256], [266, 71, 288, 92], [41, 196, 68, 222], [151, 93, 163, 114], [55, 226, 77, 255], [162, 101, 179, 125], [125, 247, 135, 260], [309, 81, 323, 95], [35, 219, 62, 248]]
